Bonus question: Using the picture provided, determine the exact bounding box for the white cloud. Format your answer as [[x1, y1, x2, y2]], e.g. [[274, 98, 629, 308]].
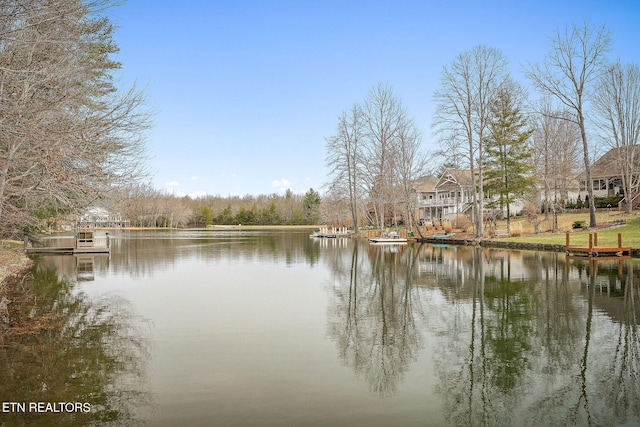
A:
[[271, 178, 292, 193], [189, 190, 207, 199], [166, 181, 180, 187], [272, 178, 291, 188]]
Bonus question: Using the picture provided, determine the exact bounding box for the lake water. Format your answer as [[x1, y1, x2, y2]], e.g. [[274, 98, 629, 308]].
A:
[[2, 229, 640, 426]]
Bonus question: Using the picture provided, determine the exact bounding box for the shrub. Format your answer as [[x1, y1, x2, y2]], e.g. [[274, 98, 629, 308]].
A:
[[443, 220, 453, 233], [594, 195, 623, 208], [454, 214, 472, 231], [510, 223, 523, 237], [572, 220, 587, 229]]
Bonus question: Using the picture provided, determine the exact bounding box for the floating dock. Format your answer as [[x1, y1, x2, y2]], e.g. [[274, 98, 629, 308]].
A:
[[310, 226, 350, 238], [565, 232, 631, 258]]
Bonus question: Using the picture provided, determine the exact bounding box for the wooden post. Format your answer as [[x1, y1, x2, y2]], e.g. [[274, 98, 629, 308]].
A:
[[566, 232, 570, 252], [594, 232, 598, 246], [618, 232, 622, 249], [589, 233, 593, 254]]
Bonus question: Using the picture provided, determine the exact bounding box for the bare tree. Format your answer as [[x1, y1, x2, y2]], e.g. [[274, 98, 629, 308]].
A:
[[527, 22, 611, 227], [433, 45, 510, 238], [592, 61, 640, 213], [395, 114, 428, 236], [532, 100, 582, 230], [361, 83, 404, 230], [0, 0, 150, 235], [326, 84, 426, 232], [326, 103, 365, 232]]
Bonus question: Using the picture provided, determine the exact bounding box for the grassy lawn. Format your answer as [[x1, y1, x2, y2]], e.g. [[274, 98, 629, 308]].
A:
[[495, 211, 640, 248]]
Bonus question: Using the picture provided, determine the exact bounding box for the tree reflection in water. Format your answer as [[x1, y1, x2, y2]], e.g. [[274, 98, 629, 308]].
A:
[[326, 241, 425, 397], [328, 241, 640, 426], [0, 264, 151, 426]]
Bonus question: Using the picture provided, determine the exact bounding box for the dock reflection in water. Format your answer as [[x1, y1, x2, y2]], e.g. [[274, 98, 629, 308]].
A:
[[3, 230, 639, 426]]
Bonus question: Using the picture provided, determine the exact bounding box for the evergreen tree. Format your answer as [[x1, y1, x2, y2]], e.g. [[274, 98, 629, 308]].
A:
[[303, 188, 322, 224], [196, 205, 213, 226], [484, 88, 535, 234], [214, 205, 234, 225], [259, 202, 282, 225]]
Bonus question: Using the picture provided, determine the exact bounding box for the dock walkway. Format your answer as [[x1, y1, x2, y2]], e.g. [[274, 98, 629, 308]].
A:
[[565, 232, 631, 258], [25, 231, 111, 255]]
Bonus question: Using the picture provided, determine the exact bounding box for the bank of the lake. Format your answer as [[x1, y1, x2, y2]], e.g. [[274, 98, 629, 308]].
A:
[[0, 246, 34, 288], [418, 215, 640, 257]]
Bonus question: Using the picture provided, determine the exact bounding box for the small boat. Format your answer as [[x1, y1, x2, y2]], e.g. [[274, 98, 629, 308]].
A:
[[432, 233, 455, 239], [369, 237, 407, 244], [369, 231, 407, 244]]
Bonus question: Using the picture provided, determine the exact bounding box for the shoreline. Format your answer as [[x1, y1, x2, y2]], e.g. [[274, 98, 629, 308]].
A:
[[416, 236, 640, 258], [0, 248, 34, 290], [5, 224, 639, 287]]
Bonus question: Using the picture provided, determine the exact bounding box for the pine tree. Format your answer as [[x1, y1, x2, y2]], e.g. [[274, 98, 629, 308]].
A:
[[484, 88, 535, 234]]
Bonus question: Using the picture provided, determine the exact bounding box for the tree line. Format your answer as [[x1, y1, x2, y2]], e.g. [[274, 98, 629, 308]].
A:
[[112, 185, 322, 228]]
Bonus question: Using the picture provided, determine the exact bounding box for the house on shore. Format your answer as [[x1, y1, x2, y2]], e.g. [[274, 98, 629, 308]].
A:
[[413, 147, 640, 225], [413, 171, 474, 222], [413, 169, 529, 223], [579, 147, 640, 209], [76, 207, 130, 228]]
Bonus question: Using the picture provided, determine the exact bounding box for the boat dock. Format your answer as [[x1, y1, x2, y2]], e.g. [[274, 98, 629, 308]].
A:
[[565, 232, 631, 258], [311, 226, 350, 238], [25, 231, 111, 255]]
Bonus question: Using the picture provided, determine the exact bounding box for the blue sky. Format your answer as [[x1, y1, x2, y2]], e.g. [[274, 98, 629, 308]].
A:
[[109, 1, 640, 198]]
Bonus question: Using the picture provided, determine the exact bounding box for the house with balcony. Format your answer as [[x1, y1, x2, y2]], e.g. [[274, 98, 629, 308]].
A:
[[77, 207, 130, 228], [414, 170, 475, 222], [578, 147, 640, 209], [414, 169, 529, 223]]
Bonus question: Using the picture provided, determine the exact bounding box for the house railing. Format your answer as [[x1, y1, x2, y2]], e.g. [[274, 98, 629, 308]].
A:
[[618, 192, 640, 210], [416, 197, 474, 207]]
